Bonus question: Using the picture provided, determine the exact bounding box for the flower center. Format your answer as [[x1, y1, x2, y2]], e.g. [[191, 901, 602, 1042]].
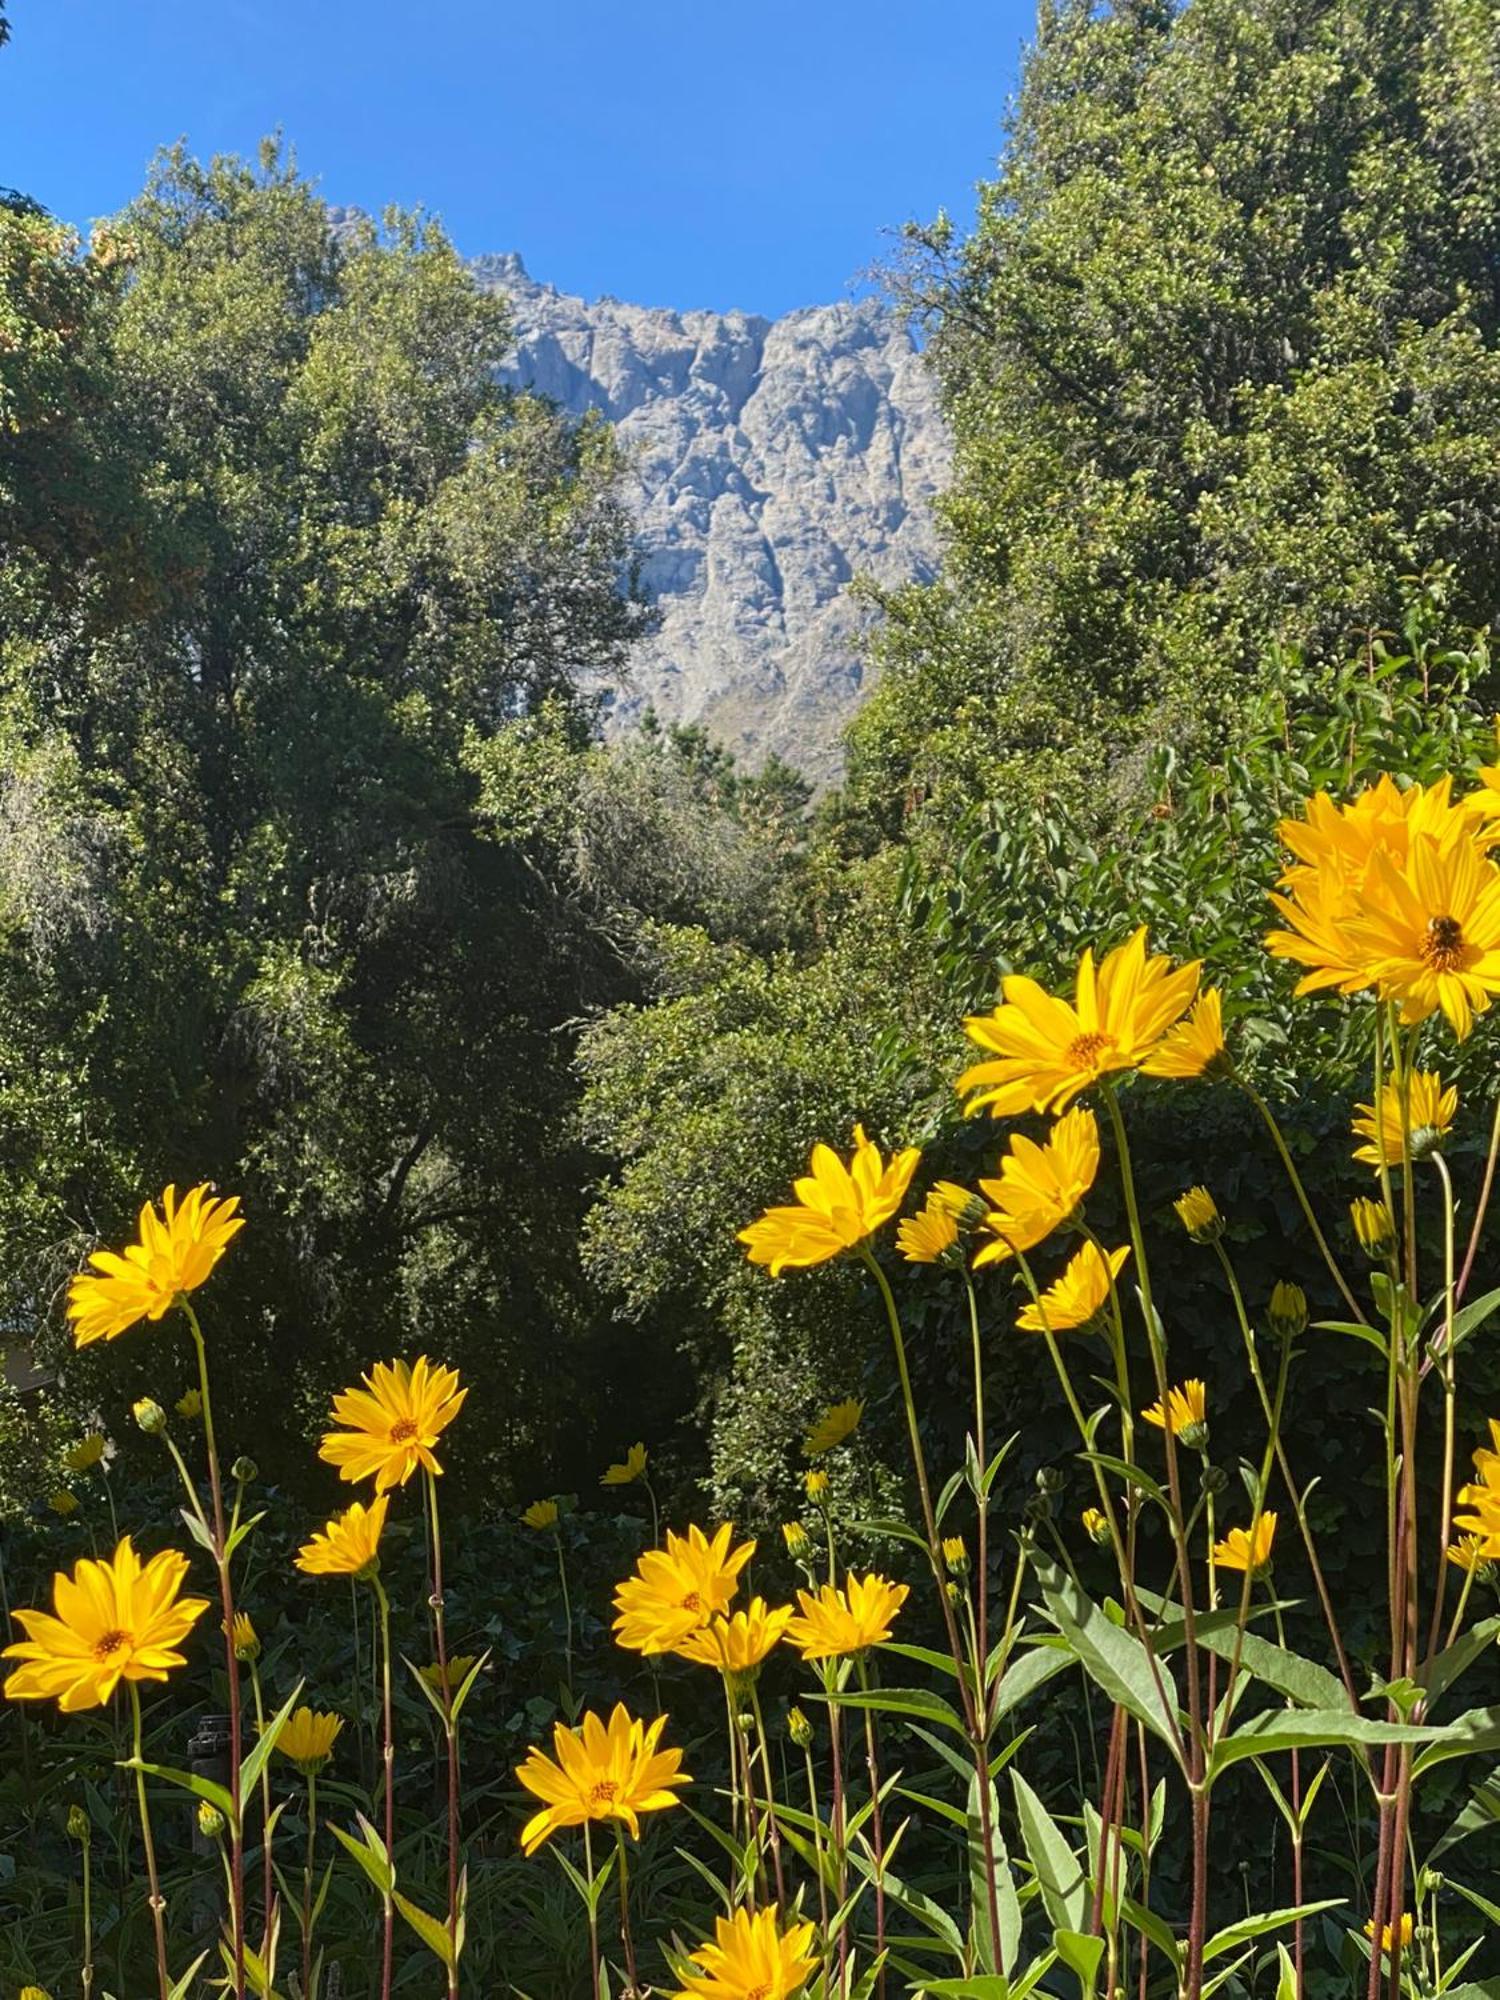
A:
[[747, 1987, 771, 2000], [588, 1780, 619, 1807], [388, 1418, 419, 1444], [1422, 914, 1468, 972], [1066, 1030, 1114, 1069], [678, 1590, 701, 1613], [93, 1628, 129, 1661]]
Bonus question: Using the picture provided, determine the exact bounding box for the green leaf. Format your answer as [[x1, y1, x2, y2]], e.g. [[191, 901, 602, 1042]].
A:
[[394, 1891, 455, 1968], [1010, 1772, 1086, 1935], [852, 1516, 933, 1555], [967, 1766, 1021, 1976], [224, 1508, 266, 1561], [178, 1507, 216, 1553], [821, 1683, 968, 1737], [238, 1680, 305, 1814], [1429, 1766, 1500, 1863], [1208, 1709, 1443, 1778], [1445, 1285, 1500, 1357], [1274, 1943, 1297, 2000], [327, 1813, 394, 1898], [1193, 1623, 1348, 1713], [1312, 1319, 1390, 1359], [1054, 1928, 1104, 2000], [1413, 1706, 1500, 1777], [167, 1954, 209, 2000], [1427, 1618, 1500, 1709], [1203, 1900, 1345, 1962], [989, 1636, 1075, 1718], [122, 1759, 236, 1829], [1032, 1558, 1181, 1757], [881, 1640, 965, 1685]]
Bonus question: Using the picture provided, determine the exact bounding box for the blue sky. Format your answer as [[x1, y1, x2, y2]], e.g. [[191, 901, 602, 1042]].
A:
[[4, 0, 1032, 317]]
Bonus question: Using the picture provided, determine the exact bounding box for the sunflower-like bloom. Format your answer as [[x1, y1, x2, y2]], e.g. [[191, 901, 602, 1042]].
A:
[[1445, 1533, 1493, 1574], [1211, 1513, 1277, 1575], [1352, 1070, 1458, 1171], [1343, 834, 1500, 1038], [1141, 988, 1228, 1079], [522, 1499, 560, 1531], [63, 1434, 107, 1473], [675, 1598, 793, 1675], [319, 1356, 467, 1492], [1142, 1380, 1208, 1449], [973, 1108, 1099, 1269], [1016, 1242, 1129, 1334], [226, 1612, 260, 1662], [785, 1571, 910, 1659], [612, 1524, 755, 1656], [1452, 1421, 1500, 1553], [515, 1703, 689, 1856], [897, 1195, 960, 1264], [276, 1707, 343, 1774], [49, 1490, 78, 1517], [295, 1496, 388, 1579], [739, 1126, 921, 1274], [3, 1537, 210, 1712], [958, 931, 1201, 1118], [1364, 1914, 1414, 1956], [66, 1185, 244, 1347], [803, 1398, 863, 1457], [673, 1906, 819, 2000], [1267, 777, 1477, 995], [1173, 1186, 1223, 1244], [1351, 1196, 1397, 1259], [602, 1443, 648, 1487], [805, 1469, 829, 1503]]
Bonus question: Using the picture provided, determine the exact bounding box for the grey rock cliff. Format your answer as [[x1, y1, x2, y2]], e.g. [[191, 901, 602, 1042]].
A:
[[476, 253, 948, 782]]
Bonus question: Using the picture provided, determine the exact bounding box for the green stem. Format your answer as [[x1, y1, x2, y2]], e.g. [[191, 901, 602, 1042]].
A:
[[1241, 1078, 1367, 1323], [855, 1653, 886, 2000], [424, 1471, 461, 2000], [81, 1820, 94, 2000], [130, 1684, 170, 2000], [372, 1575, 395, 2000], [249, 1659, 275, 1952], [613, 1824, 640, 1996], [582, 1822, 602, 2000], [554, 1526, 575, 1693], [1423, 1154, 1459, 1672], [302, 1767, 317, 2000]]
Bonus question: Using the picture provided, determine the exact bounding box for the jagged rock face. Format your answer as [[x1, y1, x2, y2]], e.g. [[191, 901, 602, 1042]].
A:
[[477, 253, 948, 782]]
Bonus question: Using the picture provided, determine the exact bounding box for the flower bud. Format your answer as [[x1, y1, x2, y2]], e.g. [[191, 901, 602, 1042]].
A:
[[1035, 1466, 1066, 1498], [942, 1535, 969, 1578], [174, 1388, 203, 1421], [133, 1397, 167, 1436], [67, 1805, 90, 1844], [230, 1456, 258, 1486], [1268, 1280, 1307, 1343], [1174, 1186, 1223, 1244], [805, 1469, 830, 1505], [48, 1489, 78, 1517], [197, 1800, 226, 1841], [225, 1612, 260, 1663], [787, 1706, 814, 1750], [945, 1580, 964, 1607], [1200, 1462, 1230, 1495], [1082, 1506, 1112, 1547], [735, 1710, 755, 1736], [781, 1521, 811, 1560], [1350, 1196, 1396, 1260]]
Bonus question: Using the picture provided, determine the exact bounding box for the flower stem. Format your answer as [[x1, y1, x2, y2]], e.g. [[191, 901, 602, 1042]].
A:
[[302, 1767, 317, 2000], [855, 1653, 886, 2000], [424, 1471, 461, 2000], [582, 1822, 602, 2000], [613, 1823, 640, 1996], [129, 1684, 170, 2000], [248, 1657, 276, 1952], [372, 1574, 396, 2000]]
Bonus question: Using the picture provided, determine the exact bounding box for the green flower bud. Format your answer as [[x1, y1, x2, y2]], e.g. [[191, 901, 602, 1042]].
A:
[[787, 1706, 814, 1750], [197, 1800, 226, 1841], [132, 1397, 167, 1437], [67, 1804, 90, 1844]]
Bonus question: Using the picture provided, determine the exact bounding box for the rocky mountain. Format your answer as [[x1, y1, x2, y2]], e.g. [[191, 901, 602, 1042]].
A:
[[476, 253, 948, 783]]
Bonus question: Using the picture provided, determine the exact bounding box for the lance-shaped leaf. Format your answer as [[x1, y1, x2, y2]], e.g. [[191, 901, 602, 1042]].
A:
[[1010, 1771, 1086, 1935], [1032, 1558, 1181, 1759], [1208, 1709, 1445, 1779]]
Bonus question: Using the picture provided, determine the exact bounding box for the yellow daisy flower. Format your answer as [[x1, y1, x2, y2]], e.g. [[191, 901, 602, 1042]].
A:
[[1445, 1533, 1492, 1572], [973, 1107, 1099, 1269], [1141, 987, 1228, 1078], [1142, 1379, 1208, 1441], [276, 1707, 343, 1774], [673, 1905, 819, 2000], [958, 929, 1200, 1118], [1082, 1507, 1111, 1546], [784, 1571, 909, 1659], [897, 1195, 960, 1264], [802, 1398, 863, 1457], [522, 1499, 560, 1531], [1364, 1913, 1414, 1955], [226, 1612, 260, 1662], [674, 1598, 793, 1674], [3, 1537, 209, 1712], [515, 1702, 689, 1856], [1352, 1070, 1457, 1171], [295, 1496, 388, 1579], [1350, 1196, 1397, 1259], [1016, 1242, 1129, 1334], [739, 1126, 921, 1274], [612, 1523, 755, 1656], [66, 1184, 244, 1346], [601, 1443, 648, 1487], [1343, 832, 1500, 1038], [319, 1356, 467, 1492], [1172, 1187, 1222, 1243], [62, 1434, 107, 1473], [1211, 1513, 1277, 1575]]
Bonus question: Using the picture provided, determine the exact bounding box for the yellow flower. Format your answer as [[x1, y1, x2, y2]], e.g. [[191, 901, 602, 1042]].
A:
[[785, 1572, 909, 1659], [515, 1702, 689, 1856], [522, 1499, 560, 1531], [673, 1905, 819, 2000], [1082, 1506, 1111, 1547], [674, 1598, 793, 1674], [1142, 1380, 1208, 1447], [1350, 1196, 1397, 1259], [803, 1398, 863, 1457], [897, 1195, 960, 1264], [941, 1535, 969, 1576], [973, 1108, 1100, 1269], [19, 1987, 54, 2000], [276, 1706, 343, 1773], [48, 1489, 79, 1517], [1445, 1533, 1492, 1574], [958, 929, 1201, 1118], [1211, 1513, 1277, 1575], [739, 1126, 921, 1274], [419, 1654, 481, 1697], [1173, 1185, 1223, 1244], [175, 1388, 203, 1421], [1352, 1070, 1458, 1171], [1141, 988, 1228, 1079], [781, 1521, 811, 1559], [612, 1524, 755, 1656], [3, 1536, 210, 1712], [319, 1356, 467, 1492], [932, 1179, 987, 1227], [1452, 1421, 1500, 1551], [601, 1443, 648, 1487], [62, 1434, 107, 1473], [804, 1468, 829, 1503], [1016, 1242, 1129, 1334], [1268, 1281, 1308, 1342], [1364, 1913, 1414, 1956], [66, 1184, 244, 1346], [295, 1496, 388, 1579], [226, 1612, 260, 1662], [1342, 832, 1500, 1038]]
